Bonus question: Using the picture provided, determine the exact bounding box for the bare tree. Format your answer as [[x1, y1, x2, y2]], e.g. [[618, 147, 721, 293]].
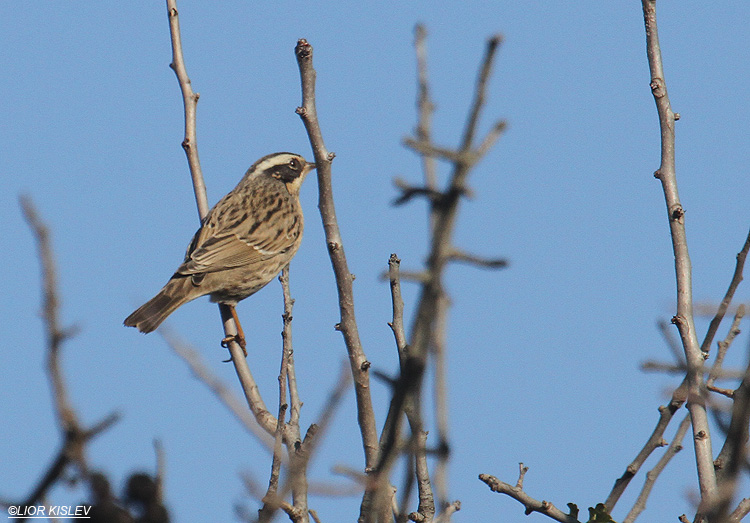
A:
[[9, 2, 750, 523]]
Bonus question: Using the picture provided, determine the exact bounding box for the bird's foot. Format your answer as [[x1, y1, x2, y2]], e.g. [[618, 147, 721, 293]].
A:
[[221, 334, 247, 358]]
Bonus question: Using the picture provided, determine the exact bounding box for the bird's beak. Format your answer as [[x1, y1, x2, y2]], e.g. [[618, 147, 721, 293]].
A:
[[304, 161, 317, 174]]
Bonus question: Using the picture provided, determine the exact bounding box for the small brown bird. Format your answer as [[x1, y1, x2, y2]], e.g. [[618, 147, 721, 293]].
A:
[[124, 152, 315, 347]]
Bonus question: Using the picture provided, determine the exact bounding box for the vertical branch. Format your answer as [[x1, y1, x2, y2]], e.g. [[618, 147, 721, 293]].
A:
[[413, 24, 438, 228], [280, 267, 309, 521], [294, 39, 379, 470], [166, 0, 206, 218], [640, 0, 717, 511], [432, 293, 450, 509], [19, 197, 121, 509], [19, 196, 78, 436], [413, 26, 450, 510], [165, 0, 267, 418], [712, 356, 750, 519]]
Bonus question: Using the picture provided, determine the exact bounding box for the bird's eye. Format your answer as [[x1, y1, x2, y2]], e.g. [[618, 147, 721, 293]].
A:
[[289, 159, 299, 169]]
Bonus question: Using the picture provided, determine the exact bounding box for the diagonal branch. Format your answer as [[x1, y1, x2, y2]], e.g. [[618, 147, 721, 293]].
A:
[[623, 414, 691, 523], [162, 330, 277, 446], [700, 228, 750, 355], [294, 38, 379, 474], [479, 473, 581, 523]]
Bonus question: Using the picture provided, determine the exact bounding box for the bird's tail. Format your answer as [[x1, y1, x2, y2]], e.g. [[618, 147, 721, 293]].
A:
[[124, 276, 196, 333]]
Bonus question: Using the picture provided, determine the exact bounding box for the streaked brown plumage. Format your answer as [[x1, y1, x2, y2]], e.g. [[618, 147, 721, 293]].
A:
[[124, 152, 315, 335]]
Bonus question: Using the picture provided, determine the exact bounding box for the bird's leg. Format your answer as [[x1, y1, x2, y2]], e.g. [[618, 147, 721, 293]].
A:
[[221, 306, 247, 357]]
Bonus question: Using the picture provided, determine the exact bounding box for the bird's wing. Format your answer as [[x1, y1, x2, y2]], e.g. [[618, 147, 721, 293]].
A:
[[177, 211, 299, 275]]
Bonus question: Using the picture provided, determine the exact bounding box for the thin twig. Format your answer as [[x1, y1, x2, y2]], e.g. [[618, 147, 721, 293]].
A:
[[388, 254, 408, 359], [279, 266, 309, 521], [479, 473, 581, 523], [294, 39, 379, 477], [623, 414, 691, 523], [414, 25, 438, 202], [433, 500, 461, 523], [20, 196, 78, 436], [711, 355, 750, 520], [516, 463, 529, 489], [413, 431, 435, 521], [392, 177, 445, 207], [640, 360, 745, 380], [163, 330, 277, 446], [641, 0, 717, 510], [658, 318, 686, 363], [700, 228, 750, 355], [707, 305, 745, 389], [605, 400, 681, 511], [446, 249, 508, 270]]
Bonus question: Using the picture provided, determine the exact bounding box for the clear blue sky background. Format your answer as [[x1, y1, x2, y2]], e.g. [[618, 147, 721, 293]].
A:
[[2, 2, 749, 522]]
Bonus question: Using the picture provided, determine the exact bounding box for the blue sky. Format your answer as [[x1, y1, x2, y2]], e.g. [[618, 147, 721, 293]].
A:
[[2, 2, 749, 522]]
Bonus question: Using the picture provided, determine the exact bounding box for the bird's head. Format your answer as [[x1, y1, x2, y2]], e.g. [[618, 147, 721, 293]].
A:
[[246, 152, 316, 195]]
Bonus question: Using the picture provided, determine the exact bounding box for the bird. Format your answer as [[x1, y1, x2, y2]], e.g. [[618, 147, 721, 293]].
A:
[[124, 152, 315, 350]]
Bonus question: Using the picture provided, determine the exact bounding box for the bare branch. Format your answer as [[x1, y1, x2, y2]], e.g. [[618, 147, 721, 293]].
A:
[[309, 509, 322, 523], [658, 318, 685, 363], [433, 501, 461, 523], [19, 197, 120, 508], [20, 196, 78, 435], [728, 498, 750, 523], [164, 0, 262, 421], [402, 138, 465, 164], [712, 356, 750, 519], [388, 254, 408, 359], [413, 431, 435, 521], [700, 228, 750, 354], [392, 177, 445, 207], [707, 385, 735, 400], [295, 38, 379, 474], [707, 305, 745, 389], [446, 248, 508, 270], [605, 400, 681, 511], [479, 473, 581, 523], [413, 24, 438, 227], [431, 293, 451, 511], [162, 330, 277, 445], [623, 414, 691, 523], [640, 360, 746, 381], [641, 0, 717, 507], [166, 0, 206, 217], [475, 119, 508, 159], [516, 463, 529, 489]]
